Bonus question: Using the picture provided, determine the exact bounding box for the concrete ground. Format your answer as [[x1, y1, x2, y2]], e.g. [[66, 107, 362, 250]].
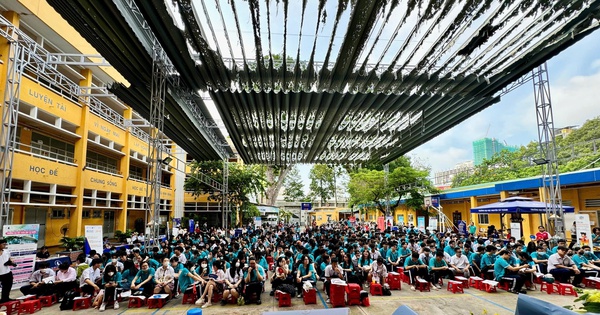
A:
[[15, 281, 583, 315]]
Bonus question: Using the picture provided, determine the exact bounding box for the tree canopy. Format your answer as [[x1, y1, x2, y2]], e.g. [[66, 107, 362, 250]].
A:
[[283, 165, 306, 202], [453, 117, 600, 187], [309, 164, 336, 204], [184, 160, 266, 226]]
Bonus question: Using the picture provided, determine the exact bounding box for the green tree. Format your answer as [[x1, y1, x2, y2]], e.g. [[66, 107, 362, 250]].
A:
[[278, 208, 294, 223], [184, 160, 266, 226], [262, 165, 289, 205], [283, 165, 305, 202], [347, 169, 392, 216], [389, 159, 437, 212], [309, 164, 335, 204]]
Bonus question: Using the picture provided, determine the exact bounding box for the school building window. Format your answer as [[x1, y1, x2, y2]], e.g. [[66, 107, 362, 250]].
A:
[[478, 214, 490, 225]]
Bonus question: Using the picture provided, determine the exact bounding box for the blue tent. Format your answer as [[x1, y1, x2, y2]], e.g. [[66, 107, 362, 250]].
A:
[[470, 197, 575, 214]]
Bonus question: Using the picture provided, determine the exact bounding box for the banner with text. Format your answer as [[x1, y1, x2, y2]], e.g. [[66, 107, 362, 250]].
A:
[[417, 216, 425, 231], [85, 225, 103, 254], [575, 214, 592, 246], [3, 224, 40, 288]]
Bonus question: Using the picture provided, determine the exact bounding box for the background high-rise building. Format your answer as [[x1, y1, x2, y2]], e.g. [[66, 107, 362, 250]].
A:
[[472, 138, 519, 165]]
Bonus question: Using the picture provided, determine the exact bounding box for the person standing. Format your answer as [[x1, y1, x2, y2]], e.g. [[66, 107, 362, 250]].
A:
[[0, 239, 16, 303], [569, 222, 577, 249], [469, 222, 477, 236]]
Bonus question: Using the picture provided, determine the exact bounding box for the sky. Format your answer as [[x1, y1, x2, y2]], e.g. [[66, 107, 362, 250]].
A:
[[187, 1, 600, 194], [412, 30, 600, 176]]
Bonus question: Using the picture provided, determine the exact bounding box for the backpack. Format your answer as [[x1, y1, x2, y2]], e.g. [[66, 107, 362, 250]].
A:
[[60, 289, 79, 311], [382, 287, 392, 296], [278, 284, 297, 297]]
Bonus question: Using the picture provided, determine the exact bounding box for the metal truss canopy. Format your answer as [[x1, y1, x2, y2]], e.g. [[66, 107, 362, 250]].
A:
[[48, 0, 600, 164]]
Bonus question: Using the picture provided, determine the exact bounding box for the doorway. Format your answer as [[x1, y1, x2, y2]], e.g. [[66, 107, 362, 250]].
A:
[[453, 211, 462, 227], [24, 207, 47, 247], [103, 211, 115, 238]]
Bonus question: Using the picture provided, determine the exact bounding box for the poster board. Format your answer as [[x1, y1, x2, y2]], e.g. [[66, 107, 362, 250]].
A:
[[2, 224, 40, 289], [254, 217, 262, 229], [510, 222, 522, 240], [85, 225, 103, 254], [428, 217, 438, 231], [575, 214, 592, 246], [417, 216, 425, 231]]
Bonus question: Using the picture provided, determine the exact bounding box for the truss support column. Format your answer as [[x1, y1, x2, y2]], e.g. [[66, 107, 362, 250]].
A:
[[0, 40, 25, 231], [384, 164, 390, 217], [223, 160, 229, 230], [145, 43, 167, 249], [532, 63, 565, 238]]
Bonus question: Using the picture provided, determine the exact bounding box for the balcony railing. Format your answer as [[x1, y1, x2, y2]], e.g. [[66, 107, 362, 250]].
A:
[[14, 142, 76, 165]]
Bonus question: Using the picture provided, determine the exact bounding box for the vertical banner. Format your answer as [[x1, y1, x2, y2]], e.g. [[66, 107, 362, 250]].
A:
[[458, 220, 468, 235], [428, 217, 438, 231], [253, 217, 262, 229], [575, 214, 592, 246], [85, 225, 103, 254], [3, 224, 40, 288], [377, 216, 385, 232], [417, 216, 425, 231], [188, 219, 194, 232], [510, 222, 522, 241], [385, 216, 394, 230]]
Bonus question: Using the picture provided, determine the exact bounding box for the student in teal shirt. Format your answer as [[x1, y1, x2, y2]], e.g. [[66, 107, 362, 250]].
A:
[[178, 261, 203, 297], [572, 249, 600, 277], [100, 264, 122, 310], [398, 242, 412, 265], [131, 261, 155, 298], [493, 250, 528, 294], [429, 251, 452, 289], [480, 245, 497, 279], [295, 255, 316, 296], [404, 252, 428, 288]]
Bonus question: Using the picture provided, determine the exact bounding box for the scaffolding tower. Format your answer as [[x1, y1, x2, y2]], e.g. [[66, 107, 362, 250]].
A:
[[532, 63, 565, 238], [0, 23, 26, 231]]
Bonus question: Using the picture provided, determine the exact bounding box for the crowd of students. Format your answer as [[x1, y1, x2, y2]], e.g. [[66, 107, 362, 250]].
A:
[[22, 221, 600, 311]]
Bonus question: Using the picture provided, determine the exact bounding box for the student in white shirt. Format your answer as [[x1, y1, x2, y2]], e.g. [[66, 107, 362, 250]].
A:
[[0, 239, 17, 303]]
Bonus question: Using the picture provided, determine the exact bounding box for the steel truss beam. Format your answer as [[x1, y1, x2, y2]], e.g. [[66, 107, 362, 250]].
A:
[[533, 63, 565, 238], [0, 42, 26, 231]]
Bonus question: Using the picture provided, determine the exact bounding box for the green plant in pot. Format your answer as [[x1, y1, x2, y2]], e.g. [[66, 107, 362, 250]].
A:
[[59, 236, 85, 251], [114, 229, 134, 243]]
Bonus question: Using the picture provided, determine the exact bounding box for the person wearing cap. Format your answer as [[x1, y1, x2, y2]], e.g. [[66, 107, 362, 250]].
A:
[[548, 245, 584, 287], [0, 238, 16, 303]]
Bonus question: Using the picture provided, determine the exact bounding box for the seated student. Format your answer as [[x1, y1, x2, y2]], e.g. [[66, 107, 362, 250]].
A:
[[106, 253, 124, 273], [97, 264, 121, 311], [154, 257, 175, 298], [357, 251, 372, 287], [404, 252, 429, 291], [449, 248, 471, 278], [515, 252, 538, 291], [75, 254, 89, 279], [550, 239, 567, 254], [572, 248, 600, 278], [243, 257, 265, 305], [178, 261, 204, 301], [36, 246, 50, 260], [53, 262, 77, 299], [120, 260, 138, 291], [548, 245, 584, 287], [20, 262, 55, 296], [295, 255, 317, 297], [323, 257, 344, 304], [494, 250, 529, 294], [196, 260, 226, 308], [398, 242, 412, 267], [582, 245, 600, 267], [368, 257, 388, 287], [531, 246, 549, 274], [223, 258, 244, 305], [170, 257, 182, 297], [387, 243, 401, 271], [469, 246, 485, 276], [340, 254, 359, 284], [80, 258, 103, 296], [269, 256, 289, 296], [130, 261, 155, 298], [480, 245, 497, 279], [429, 251, 452, 289]]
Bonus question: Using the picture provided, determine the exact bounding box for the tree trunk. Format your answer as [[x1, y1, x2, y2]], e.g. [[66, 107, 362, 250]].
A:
[[264, 166, 289, 205]]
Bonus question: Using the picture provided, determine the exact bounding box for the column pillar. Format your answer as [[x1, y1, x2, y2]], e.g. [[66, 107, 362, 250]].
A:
[[117, 108, 132, 233], [70, 69, 92, 237]]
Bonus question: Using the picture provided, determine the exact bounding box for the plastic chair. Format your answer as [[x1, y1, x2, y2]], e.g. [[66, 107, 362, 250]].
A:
[[17, 300, 41, 315], [558, 283, 577, 297], [72, 297, 91, 311], [447, 280, 464, 294], [370, 283, 383, 296], [275, 291, 291, 307], [0, 300, 21, 315], [128, 296, 146, 308]]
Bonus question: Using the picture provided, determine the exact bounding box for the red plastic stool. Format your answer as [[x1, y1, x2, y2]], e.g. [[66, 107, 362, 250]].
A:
[[416, 278, 430, 292], [447, 280, 464, 294], [387, 272, 402, 290], [275, 291, 291, 307], [361, 297, 370, 307], [345, 283, 361, 306], [181, 292, 196, 304], [128, 296, 146, 308], [481, 280, 498, 293], [469, 276, 483, 289], [147, 295, 168, 309], [72, 297, 91, 311], [303, 288, 316, 305], [370, 283, 383, 296], [17, 300, 41, 315], [16, 296, 36, 303], [583, 277, 600, 289], [558, 283, 578, 297], [540, 282, 559, 294], [454, 276, 469, 288], [210, 292, 223, 303], [38, 295, 56, 307], [0, 300, 21, 315]]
